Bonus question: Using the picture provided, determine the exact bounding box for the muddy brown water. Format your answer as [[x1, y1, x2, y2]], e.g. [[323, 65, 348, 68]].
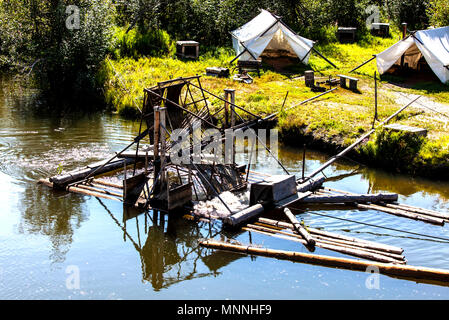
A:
[[1, 75, 449, 299]]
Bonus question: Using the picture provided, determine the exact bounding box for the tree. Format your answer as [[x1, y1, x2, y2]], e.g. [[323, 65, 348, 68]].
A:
[[0, 0, 116, 106], [428, 0, 449, 27]]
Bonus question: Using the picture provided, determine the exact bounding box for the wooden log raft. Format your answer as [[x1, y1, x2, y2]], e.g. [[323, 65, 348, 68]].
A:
[[200, 240, 449, 284], [257, 217, 404, 255], [244, 224, 403, 264]]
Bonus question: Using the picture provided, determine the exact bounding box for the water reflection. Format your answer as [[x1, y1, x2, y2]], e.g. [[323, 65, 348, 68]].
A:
[[17, 184, 88, 263], [98, 199, 244, 290]]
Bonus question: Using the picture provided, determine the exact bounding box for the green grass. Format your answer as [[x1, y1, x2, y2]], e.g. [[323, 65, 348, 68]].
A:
[[99, 29, 449, 178]]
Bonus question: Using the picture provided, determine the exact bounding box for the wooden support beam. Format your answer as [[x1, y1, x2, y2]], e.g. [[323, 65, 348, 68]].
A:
[[284, 208, 315, 247]]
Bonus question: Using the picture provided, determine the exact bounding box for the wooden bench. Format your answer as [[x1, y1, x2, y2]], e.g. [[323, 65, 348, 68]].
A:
[[237, 60, 262, 77], [337, 74, 359, 91]]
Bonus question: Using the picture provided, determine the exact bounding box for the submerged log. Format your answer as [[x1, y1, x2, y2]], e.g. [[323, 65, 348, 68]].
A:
[[200, 240, 449, 283], [283, 208, 315, 247], [300, 193, 398, 204]]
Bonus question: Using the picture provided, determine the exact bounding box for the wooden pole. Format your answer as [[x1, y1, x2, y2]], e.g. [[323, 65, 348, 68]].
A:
[[153, 107, 161, 189], [284, 208, 315, 247], [349, 55, 376, 73], [200, 240, 449, 283], [302, 144, 306, 180], [373, 71, 378, 128]]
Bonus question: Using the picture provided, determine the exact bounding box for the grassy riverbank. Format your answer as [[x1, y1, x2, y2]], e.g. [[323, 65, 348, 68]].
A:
[[100, 31, 449, 179]]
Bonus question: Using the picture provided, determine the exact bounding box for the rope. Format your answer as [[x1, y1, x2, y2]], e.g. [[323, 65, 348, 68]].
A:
[[288, 207, 449, 243]]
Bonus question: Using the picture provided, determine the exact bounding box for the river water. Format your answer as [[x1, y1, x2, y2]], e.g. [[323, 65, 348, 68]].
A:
[[1, 75, 449, 299]]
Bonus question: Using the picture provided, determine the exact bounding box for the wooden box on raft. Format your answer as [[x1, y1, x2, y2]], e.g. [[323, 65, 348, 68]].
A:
[[249, 175, 297, 206]]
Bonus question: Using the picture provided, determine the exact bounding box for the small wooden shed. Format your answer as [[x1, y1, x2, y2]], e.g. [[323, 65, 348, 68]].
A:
[[176, 41, 200, 59]]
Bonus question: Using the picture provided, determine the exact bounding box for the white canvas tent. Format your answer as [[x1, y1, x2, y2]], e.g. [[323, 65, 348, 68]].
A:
[[376, 26, 449, 84], [230, 9, 335, 67]]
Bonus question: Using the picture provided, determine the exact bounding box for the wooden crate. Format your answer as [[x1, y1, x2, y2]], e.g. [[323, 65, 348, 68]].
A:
[[371, 23, 390, 38], [176, 41, 199, 59], [336, 27, 357, 43], [249, 175, 297, 206]]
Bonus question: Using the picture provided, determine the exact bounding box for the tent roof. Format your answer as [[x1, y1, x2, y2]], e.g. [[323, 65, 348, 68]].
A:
[[376, 26, 449, 83], [230, 9, 315, 63]]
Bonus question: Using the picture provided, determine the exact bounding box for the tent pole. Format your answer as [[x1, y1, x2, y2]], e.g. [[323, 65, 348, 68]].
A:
[[349, 55, 376, 73], [239, 41, 258, 61], [230, 49, 246, 64], [312, 47, 337, 68]]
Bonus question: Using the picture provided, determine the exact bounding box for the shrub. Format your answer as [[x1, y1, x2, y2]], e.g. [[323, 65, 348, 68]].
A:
[[111, 26, 175, 59]]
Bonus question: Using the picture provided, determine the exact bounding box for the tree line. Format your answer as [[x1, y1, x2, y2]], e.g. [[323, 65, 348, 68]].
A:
[[0, 0, 447, 106]]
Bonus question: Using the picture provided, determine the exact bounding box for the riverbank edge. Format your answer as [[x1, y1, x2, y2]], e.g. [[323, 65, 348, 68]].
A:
[[278, 125, 449, 181]]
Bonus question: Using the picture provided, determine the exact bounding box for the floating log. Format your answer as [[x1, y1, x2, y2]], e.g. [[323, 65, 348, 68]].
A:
[[357, 203, 444, 226], [283, 208, 315, 247], [223, 204, 264, 227], [92, 179, 124, 189], [385, 203, 449, 221], [300, 193, 398, 204], [255, 222, 405, 260], [322, 187, 445, 225], [74, 184, 123, 198], [49, 158, 135, 189], [200, 240, 449, 283], [66, 185, 121, 202], [256, 217, 404, 255]]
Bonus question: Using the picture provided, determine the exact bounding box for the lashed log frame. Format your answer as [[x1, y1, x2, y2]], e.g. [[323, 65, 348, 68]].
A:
[[247, 223, 405, 261], [256, 217, 404, 255], [243, 224, 403, 264], [200, 240, 449, 284], [283, 208, 315, 247]]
